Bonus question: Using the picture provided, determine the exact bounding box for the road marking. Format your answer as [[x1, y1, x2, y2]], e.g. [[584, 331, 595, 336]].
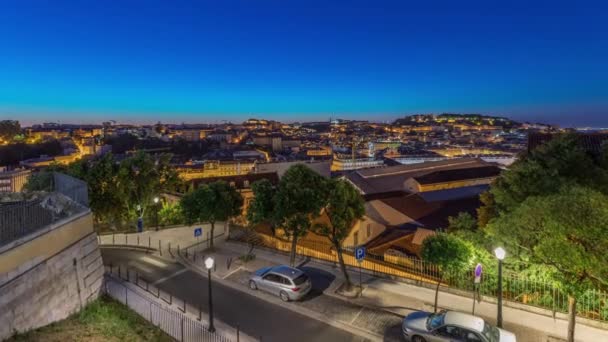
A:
[[141, 256, 168, 268], [152, 268, 188, 285], [222, 265, 244, 280], [350, 307, 364, 324]]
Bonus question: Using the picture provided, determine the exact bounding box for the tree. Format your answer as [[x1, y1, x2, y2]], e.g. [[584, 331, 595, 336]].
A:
[[181, 181, 243, 248], [447, 212, 477, 233], [313, 179, 365, 290], [479, 134, 608, 226], [116, 152, 180, 225], [487, 186, 608, 342], [275, 164, 327, 266], [246, 179, 279, 235], [0, 120, 20, 143], [421, 233, 472, 312]]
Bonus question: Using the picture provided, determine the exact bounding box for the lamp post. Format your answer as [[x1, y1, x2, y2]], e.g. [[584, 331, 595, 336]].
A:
[[494, 247, 506, 328], [205, 257, 216, 333], [153, 197, 160, 231]]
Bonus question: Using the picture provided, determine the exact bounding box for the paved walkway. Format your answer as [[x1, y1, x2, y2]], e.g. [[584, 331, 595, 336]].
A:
[[98, 222, 229, 256], [195, 241, 608, 342]]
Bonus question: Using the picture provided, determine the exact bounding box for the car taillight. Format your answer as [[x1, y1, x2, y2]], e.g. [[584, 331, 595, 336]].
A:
[[292, 287, 300, 292]]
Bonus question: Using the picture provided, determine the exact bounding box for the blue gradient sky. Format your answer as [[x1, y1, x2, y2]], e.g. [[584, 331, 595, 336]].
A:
[[1, 1, 607, 127]]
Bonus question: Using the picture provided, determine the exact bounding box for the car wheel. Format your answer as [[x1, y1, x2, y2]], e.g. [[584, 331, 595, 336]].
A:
[[412, 336, 426, 342], [249, 280, 257, 290], [279, 291, 290, 302]]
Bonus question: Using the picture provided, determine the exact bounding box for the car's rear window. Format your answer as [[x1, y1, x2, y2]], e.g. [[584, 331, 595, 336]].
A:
[[293, 274, 309, 285]]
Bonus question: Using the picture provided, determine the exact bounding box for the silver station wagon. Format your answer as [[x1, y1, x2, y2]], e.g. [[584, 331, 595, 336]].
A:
[[402, 310, 516, 342], [248, 265, 312, 302]]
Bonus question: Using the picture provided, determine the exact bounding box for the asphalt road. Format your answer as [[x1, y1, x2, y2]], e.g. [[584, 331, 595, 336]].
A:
[[101, 249, 366, 342]]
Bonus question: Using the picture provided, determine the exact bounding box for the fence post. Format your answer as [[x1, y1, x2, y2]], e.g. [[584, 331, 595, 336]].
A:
[[181, 317, 184, 342], [159, 240, 162, 256], [125, 234, 128, 245], [112, 234, 115, 244], [149, 236, 151, 249], [137, 235, 140, 246]]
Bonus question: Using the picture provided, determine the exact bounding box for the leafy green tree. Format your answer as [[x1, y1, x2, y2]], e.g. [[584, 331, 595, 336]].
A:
[[158, 202, 184, 226], [0, 120, 20, 143], [275, 164, 328, 266], [313, 179, 365, 290], [246, 179, 279, 235], [181, 181, 243, 248], [480, 134, 608, 226], [85, 153, 125, 227], [487, 186, 608, 342], [447, 212, 477, 233], [117, 152, 180, 225], [421, 233, 472, 312]]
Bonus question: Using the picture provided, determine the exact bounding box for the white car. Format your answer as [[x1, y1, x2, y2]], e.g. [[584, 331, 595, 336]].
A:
[[402, 310, 516, 342]]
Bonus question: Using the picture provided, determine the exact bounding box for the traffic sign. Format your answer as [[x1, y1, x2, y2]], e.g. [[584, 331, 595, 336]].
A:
[[474, 263, 483, 284], [355, 246, 366, 262], [194, 227, 203, 237]]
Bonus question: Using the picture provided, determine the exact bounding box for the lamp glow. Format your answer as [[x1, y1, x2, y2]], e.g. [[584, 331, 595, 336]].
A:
[[153, 197, 159, 204], [494, 247, 506, 261], [205, 257, 215, 270]]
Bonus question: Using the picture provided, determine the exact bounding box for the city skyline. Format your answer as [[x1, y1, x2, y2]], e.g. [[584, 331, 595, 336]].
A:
[[1, 1, 607, 127]]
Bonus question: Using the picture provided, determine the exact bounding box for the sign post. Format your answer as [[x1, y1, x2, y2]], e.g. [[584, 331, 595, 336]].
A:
[[194, 227, 202, 244], [472, 263, 483, 315], [137, 217, 143, 233], [355, 246, 366, 295]]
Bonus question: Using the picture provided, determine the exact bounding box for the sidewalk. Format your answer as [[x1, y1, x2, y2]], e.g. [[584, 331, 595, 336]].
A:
[[98, 222, 228, 256], [206, 241, 608, 342]]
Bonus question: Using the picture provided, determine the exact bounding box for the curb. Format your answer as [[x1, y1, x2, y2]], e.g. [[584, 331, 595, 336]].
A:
[[178, 253, 383, 342]]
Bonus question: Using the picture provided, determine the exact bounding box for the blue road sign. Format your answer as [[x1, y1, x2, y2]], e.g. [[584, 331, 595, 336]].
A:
[[194, 227, 203, 237], [137, 217, 143, 233], [355, 246, 366, 262]]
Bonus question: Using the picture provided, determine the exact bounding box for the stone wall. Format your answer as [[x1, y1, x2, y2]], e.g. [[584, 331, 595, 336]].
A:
[[0, 219, 103, 340]]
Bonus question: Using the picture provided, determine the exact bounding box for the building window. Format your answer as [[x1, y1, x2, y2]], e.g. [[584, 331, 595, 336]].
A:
[[367, 224, 371, 237], [353, 232, 359, 246], [244, 180, 250, 188], [229, 181, 236, 187]]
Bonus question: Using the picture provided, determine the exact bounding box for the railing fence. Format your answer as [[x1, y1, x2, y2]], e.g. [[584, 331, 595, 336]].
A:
[[105, 269, 236, 342], [229, 227, 608, 323]]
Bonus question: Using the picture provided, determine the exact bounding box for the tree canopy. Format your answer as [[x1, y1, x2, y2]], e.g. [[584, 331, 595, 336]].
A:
[[246, 178, 279, 234], [313, 179, 365, 289], [274, 164, 328, 265], [181, 181, 243, 248]]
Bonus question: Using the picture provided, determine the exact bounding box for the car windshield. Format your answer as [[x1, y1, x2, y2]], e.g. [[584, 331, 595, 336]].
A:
[[293, 274, 309, 285], [426, 312, 445, 330], [481, 322, 500, 342]]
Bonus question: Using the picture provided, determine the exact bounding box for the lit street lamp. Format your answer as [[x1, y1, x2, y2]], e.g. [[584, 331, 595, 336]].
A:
[[153, 196, 160, 231], [205, 257, 216, 333], [494, 247, 506, 328]]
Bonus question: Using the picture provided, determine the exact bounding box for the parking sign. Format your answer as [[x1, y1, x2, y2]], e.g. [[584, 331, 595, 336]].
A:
[[355, 246, 366, 262]]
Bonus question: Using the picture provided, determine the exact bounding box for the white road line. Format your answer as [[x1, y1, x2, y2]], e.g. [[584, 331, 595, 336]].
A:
[[222, 265, 244, 280], [152, 268, 189, 285], [140, 256, 168, 268], [350, 307, 364, 325]]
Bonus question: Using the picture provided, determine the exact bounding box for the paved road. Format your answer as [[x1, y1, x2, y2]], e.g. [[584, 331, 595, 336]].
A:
[[101, 249, 367, 342]]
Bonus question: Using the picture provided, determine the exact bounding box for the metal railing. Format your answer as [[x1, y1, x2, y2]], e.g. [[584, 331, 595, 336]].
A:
[[0, 172, 88, 247], [229, 227, 608, 323], [105, 268, 237, 342], [0, 199, 54, 245]]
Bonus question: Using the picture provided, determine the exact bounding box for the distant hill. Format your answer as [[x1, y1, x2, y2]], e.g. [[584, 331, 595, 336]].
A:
[[392, 113, 519, 127]]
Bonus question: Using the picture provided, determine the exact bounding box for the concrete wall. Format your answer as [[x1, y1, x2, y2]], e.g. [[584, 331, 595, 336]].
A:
[[0, 211, 103, 340]]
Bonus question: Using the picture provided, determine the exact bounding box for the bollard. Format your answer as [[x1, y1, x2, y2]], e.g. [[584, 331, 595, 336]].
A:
[[125, 234, 128, 245], [112, 234, 115, 244], [159, 240, 162, 256], [149, 236, 151, 248], [137, 235, 140, 245]]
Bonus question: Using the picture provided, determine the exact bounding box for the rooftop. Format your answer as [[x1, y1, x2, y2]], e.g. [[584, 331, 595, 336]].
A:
[[412, 165, 501, 185]]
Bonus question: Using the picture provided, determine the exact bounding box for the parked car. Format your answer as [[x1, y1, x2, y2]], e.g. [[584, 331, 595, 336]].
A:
[[402, 310, 516, 342], [248, 265, 312, 302]]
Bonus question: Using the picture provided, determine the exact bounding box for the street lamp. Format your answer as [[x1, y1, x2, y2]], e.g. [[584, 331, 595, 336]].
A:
[[494, 247, 506, 328], [205, 257, 216, 333], [153, 197, 160, 231]]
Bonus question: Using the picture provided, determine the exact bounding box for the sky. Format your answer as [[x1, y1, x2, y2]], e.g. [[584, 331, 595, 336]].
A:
[[0, 0, 607, 127]]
